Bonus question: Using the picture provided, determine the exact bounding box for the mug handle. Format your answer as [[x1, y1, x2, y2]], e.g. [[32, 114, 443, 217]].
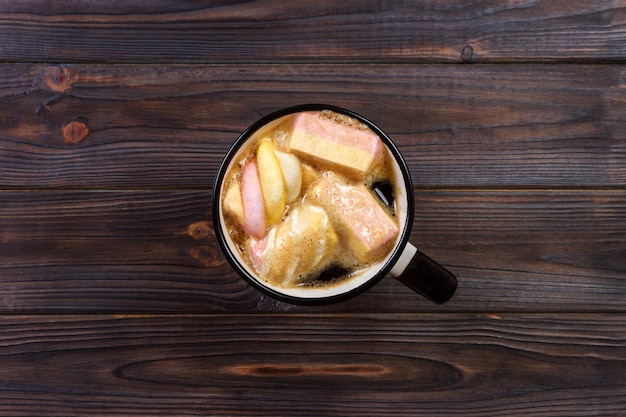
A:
[[389, 243, 457, 304]]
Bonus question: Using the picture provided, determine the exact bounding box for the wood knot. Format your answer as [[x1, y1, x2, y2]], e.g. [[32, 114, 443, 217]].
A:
[[187, 221, 213, 240], [230, 363, 389, 377], [189, 245, 225, 267], [44, 66, 77, 93], [61, 118, 89, 144], [461, 44, 474, 63]]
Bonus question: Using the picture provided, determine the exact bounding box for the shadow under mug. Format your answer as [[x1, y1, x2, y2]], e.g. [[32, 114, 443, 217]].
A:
[[213, 104, 457, 305]]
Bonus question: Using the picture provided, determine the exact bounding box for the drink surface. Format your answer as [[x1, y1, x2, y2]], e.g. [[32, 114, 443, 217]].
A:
[[221, 110, 400, 291]]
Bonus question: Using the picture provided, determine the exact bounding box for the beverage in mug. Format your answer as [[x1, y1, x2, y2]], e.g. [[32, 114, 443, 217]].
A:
[[214, 104, 456, 305]]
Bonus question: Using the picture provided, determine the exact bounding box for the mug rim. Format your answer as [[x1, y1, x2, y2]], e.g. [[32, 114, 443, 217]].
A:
[[212, 104, 415, 305]]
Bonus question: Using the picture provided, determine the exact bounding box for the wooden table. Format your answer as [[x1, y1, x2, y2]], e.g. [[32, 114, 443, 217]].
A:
[[1, 2, 625, 415]]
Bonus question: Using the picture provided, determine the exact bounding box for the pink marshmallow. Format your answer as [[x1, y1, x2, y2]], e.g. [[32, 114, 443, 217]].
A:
[[288, 112, 383, 178], [241, 160, 266, 239], [314, 179, 398, 260]]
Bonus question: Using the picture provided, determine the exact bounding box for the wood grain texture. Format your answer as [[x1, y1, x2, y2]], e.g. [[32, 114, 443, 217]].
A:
[[0, 314, 624, 416], [0, 1, 625, 63], [1, 190, 623, 313], [1, 3, 625, 414], [1, 64, 625, 189]]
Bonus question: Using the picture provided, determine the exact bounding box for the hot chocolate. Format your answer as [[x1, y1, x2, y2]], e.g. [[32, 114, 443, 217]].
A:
[[220, 110, 402, 291]]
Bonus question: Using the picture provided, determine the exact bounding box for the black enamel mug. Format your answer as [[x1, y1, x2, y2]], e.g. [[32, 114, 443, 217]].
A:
[[213, 104, 456, 305]]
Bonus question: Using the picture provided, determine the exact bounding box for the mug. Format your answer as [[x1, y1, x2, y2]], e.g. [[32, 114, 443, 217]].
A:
[[213, 104, 457, 305]]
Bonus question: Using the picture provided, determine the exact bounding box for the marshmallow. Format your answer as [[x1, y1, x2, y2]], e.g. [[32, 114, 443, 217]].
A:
[[288, 112, 382, 179], [311, 178, 398, 261]]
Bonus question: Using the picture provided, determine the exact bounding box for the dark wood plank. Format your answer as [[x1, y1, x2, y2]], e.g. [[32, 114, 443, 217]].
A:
[[0, 190, 258, 313], [1, 190, 624, 313], [1, 64, 625, 189], [0, 313, 624, 416], [0, 1, 625, 63]]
